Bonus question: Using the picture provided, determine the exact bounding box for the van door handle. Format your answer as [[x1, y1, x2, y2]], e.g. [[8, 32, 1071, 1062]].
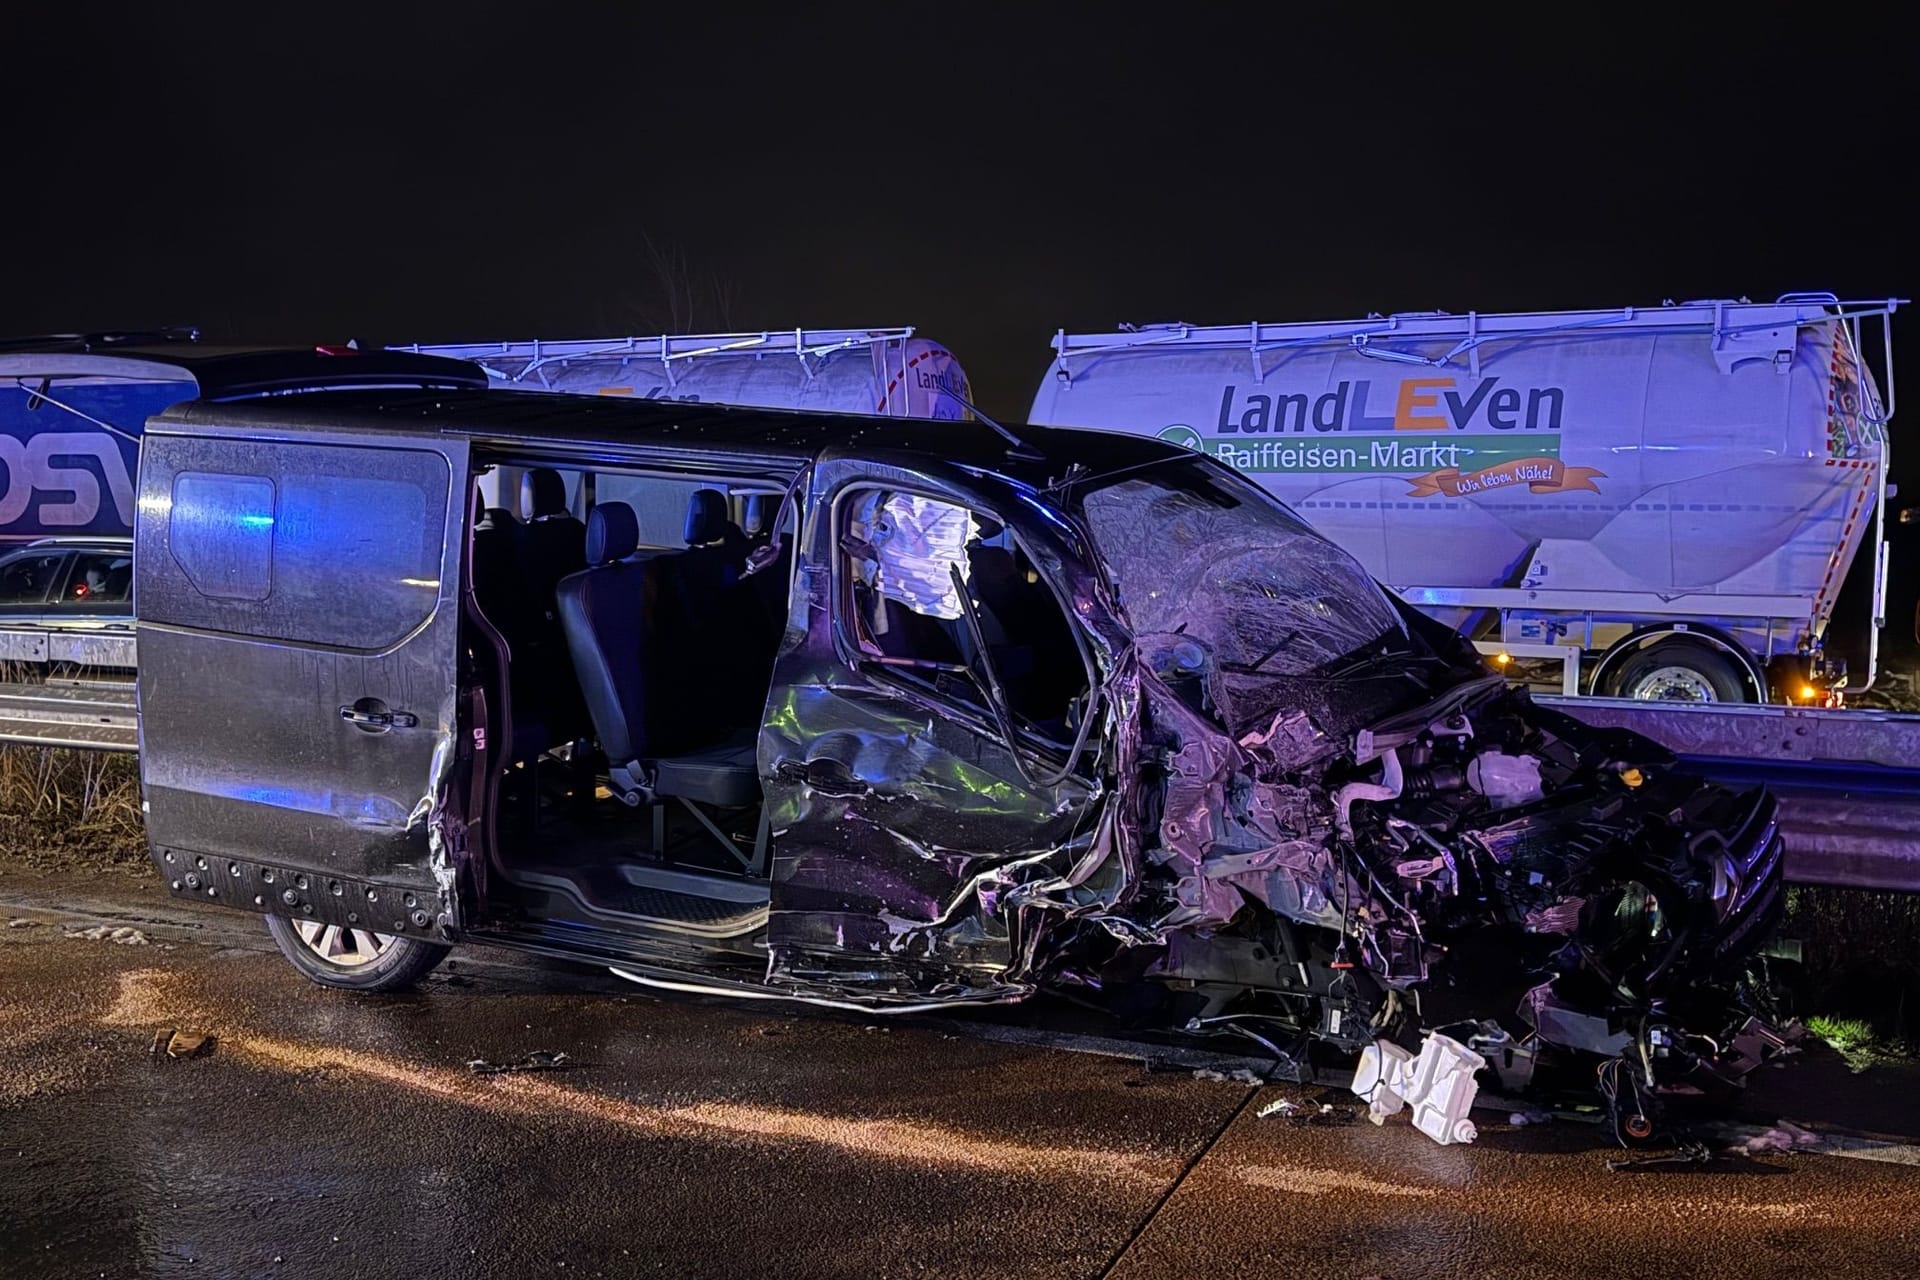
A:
[[339, 699, 419, 733]]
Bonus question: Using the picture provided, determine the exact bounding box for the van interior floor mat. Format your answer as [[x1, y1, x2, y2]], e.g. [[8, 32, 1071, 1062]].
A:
[[504, 858, 769, 938]]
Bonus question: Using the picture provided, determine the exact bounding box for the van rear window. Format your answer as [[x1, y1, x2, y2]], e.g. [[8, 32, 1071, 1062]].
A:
[[140, 440, 449, 650], [171, 473, 275, 600]]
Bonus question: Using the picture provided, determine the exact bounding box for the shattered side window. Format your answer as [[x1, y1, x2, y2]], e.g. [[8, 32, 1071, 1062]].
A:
[[852, 491, 979, 621], [1078, 460, 1404, 676], [840, 487, 1091, 738]]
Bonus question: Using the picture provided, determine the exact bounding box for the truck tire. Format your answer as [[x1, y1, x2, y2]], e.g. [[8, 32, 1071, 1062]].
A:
[[263, 914, 451, 992], [1603, 639, 1753, 703]]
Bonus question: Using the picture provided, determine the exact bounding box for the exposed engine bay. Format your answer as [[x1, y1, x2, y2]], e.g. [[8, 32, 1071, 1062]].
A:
[[1122, 660, 1788, 1142]]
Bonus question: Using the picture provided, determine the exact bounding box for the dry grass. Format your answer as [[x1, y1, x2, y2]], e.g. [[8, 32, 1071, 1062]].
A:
[[0, 744, 147, 871]]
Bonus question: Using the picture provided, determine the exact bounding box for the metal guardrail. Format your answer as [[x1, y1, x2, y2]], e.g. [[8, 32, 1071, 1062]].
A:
[[0, 627, 137, 671], [1550, 697, 1920, 893], [0, 681, 138, 752]]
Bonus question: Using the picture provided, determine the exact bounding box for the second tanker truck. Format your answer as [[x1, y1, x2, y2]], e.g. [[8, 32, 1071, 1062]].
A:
[[1028, 294, 1900, 705]]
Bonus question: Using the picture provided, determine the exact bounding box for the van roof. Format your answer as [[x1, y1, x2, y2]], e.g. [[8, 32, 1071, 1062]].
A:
[[0, 341, 488, 400], [148, 387, 1181, 485]]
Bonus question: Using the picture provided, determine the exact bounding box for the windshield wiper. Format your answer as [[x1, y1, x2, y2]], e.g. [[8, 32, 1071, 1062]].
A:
[[1220, 629, 1301, 676], [1041, 452, 1191, 499], [1320, 643, 1450, 686]]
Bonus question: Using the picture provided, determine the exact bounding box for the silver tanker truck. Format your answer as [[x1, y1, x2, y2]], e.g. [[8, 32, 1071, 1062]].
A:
[[1028, 295, 1901, 705]]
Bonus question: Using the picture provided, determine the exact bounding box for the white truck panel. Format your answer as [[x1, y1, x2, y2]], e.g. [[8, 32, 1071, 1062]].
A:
[[1029, 301, 1890, 661]]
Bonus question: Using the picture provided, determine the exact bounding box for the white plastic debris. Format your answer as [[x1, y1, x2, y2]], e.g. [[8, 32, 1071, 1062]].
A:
[[1349, 1033, 1486, 1145], [1350, 1039, 1414, 1124]]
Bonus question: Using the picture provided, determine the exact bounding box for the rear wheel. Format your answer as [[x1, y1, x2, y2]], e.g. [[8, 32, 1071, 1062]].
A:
[[1603, 639, 1754, 703], [264, 914, 451, 992]]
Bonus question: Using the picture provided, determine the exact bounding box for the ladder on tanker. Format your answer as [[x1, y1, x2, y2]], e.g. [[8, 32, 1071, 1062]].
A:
[[393, 327, 918, 390]]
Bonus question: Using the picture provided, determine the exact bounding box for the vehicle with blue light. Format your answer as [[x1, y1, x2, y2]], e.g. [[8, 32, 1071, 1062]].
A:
[[130, 386, 1789, 1143], [0, 333, 486, 672]]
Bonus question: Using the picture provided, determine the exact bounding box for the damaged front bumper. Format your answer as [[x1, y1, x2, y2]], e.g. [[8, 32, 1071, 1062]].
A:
[[1109, 662, 1793, 1132]]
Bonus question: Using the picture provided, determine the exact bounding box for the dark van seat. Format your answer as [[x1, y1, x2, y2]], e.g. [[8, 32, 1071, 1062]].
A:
[[556, 502, 758, 810], [685, 488, 750, 562], [517, 468, 587, 613]]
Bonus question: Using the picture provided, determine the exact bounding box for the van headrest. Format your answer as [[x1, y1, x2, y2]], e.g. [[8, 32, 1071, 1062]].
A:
[[521, 468, 569, 521], [586, 502, 640, 565], [684, 488, 730, 546], [742, 493, 774, 536]]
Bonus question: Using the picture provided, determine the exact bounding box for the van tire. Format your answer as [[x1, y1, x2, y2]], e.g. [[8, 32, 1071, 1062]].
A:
[[264, 914, 451, 992], [1602, 639, 1753, 704]]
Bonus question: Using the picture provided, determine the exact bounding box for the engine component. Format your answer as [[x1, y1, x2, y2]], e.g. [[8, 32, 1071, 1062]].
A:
[[1334, 750, 1404, 837], [1349, 1032, 1486, 1145], [1466, 750, 1546, 809]]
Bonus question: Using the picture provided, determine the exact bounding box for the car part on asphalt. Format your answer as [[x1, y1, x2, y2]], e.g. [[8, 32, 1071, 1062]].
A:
[[466, 1050, 573, 1074], [1350, 1033, 1486, 1144]]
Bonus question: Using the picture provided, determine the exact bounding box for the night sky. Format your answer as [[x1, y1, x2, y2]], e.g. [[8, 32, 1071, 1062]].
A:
[[4, 8, 1913, 651]]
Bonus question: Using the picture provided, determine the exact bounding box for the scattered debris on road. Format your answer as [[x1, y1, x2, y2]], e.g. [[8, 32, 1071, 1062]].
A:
[[466, 1050, 573, 1075], [166, 1031, 214, 1060], [7, 917, 38, 928], [1728, 1120, 1823, 1156], [1606, 1142, 1712, 1172], [1192, 1067, 1264, 1085], [64, 924, 148, 946], [1257, 1094, 1356, 1126], [1351, 1033, 1484, 1145], [150, 1028, 215, 1061]]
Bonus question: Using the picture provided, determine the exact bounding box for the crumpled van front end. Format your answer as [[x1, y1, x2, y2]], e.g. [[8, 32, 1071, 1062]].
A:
[[1044, 455, 1789, 1130]]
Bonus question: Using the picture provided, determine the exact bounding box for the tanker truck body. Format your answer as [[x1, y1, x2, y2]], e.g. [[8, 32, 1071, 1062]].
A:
[[1028, 296, 1900, 704], [398, 327, 971, 543]]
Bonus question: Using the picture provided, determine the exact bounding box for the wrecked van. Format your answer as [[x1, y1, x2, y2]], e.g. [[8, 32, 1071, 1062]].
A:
[[133, 390, 1786, 1136]]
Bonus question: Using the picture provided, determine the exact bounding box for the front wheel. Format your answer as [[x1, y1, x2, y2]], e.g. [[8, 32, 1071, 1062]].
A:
[[264, 914, 451, 992]]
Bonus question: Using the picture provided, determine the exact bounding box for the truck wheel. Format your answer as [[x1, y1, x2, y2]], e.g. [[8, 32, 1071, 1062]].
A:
[[1604, 639, 1752, 703], [264, 914, 450, 992]]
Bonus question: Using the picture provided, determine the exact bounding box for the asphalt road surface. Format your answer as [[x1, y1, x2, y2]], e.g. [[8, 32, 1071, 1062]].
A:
[[3, 867, 1918, 1280]]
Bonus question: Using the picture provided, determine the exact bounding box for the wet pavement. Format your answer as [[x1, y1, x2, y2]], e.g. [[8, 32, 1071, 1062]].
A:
[[3, 868, 1919, 1279]]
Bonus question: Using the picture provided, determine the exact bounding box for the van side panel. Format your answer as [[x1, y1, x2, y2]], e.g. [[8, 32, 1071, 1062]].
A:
[[134, 425, 469, 935]]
